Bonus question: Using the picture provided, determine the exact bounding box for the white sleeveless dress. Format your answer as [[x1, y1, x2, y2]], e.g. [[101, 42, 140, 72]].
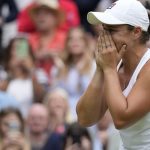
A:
[[118, 49, 150, 150]]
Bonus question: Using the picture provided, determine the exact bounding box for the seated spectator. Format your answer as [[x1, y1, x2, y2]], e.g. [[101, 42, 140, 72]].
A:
[[28, 0, 67, 78], [63, 122, 92, 150], [27, 103, 63, 150], [3, 36, 46, 117], [17, 0, 80, 33], [51, 26, 95, 120], [0, 108, 30, 150], [44, 88, 72, 133]]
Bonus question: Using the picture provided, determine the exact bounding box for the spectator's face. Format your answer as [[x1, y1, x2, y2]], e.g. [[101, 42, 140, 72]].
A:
[[9, 39, 30, 69], [33, 7, 58, 31], [48, 94, 67, 118], [0, 113, 21, 137], [67, 28, 87, 55], [27, 106, 49, 134]]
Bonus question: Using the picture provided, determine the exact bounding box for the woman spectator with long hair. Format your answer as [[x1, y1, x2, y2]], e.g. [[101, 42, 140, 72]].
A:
[[3, 36, 46, 117], [51, 26, 95, 120]]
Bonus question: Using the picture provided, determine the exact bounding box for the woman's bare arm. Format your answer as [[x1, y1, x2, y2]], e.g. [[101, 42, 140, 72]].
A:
[[103, 64, 150, 129], [76, 68, 108, 126]]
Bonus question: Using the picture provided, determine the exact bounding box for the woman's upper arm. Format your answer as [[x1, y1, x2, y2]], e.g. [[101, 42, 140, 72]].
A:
[[120, 65, 150, 127]]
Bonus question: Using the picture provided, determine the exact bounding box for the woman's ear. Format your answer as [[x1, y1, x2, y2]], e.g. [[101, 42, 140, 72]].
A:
[[133, 27, 142, 39]]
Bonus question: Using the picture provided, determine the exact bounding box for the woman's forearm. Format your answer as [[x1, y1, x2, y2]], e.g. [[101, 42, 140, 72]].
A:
[[76, 68, 107, 126], [103, 69, 128, 128]]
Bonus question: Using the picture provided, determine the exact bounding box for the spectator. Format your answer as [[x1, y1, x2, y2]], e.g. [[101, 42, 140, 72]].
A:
[[3, 36, 46, 117], [51, 26, 95, 120], [27, 103, 63, 150], [27, 103, 49, 150], [4, 35, 49, 87], [0, 108, 30, 150], [28, 0, 67, 78], [63, 122, 92, 150], [17, 0, 80, 33], [44, 88, 72, 133]]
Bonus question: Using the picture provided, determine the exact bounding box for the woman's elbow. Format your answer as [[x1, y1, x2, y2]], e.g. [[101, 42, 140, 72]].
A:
[[76, 103, 98, 127], [77, 114, 96, 127], [76, 104, 89, 126]]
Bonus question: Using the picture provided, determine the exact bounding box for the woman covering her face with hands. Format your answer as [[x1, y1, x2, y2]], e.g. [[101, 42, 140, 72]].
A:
[[76, 0, 150, 149]]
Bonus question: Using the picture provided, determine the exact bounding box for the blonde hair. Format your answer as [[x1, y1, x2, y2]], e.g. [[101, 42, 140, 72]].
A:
[[44, 87, 73, 123]]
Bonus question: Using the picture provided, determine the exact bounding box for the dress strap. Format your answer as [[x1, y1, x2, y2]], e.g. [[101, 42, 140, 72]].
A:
[[123, 49, 150, 96]]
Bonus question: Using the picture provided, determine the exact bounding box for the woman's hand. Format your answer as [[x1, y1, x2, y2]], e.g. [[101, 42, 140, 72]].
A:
[[95, 30, 126, 71]]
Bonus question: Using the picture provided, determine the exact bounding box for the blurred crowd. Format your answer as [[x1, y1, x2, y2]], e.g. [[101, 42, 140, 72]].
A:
[[0, 0, 149, 150]]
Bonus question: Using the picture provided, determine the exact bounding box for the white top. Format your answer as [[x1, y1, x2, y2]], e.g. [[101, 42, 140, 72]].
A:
[[119, 49, 150, 150], [51, 61, 96, 121], [7, 78, 33, 118]]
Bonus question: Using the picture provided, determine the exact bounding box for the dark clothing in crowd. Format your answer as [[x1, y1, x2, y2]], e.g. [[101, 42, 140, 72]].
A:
[[42, 133, 63, 150], [74, 0, 101, 34], [0, 0, 18, 50]]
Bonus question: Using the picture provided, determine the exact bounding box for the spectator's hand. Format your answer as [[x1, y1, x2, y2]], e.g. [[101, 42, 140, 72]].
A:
[[52, 54, 65, 70], [35, 50, 47, 59], [35, 50, 58, 60], [20, 56, 35, 72]]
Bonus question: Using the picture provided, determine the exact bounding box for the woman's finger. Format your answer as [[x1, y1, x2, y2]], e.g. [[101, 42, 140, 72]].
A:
[[100, 30, 106, 51], [103, 30, 112, 49], [107, 31, 116, 48]]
